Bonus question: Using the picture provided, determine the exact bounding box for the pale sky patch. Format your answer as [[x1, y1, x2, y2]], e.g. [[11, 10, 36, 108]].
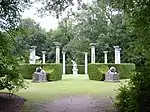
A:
[[21, 0, 92, 31]]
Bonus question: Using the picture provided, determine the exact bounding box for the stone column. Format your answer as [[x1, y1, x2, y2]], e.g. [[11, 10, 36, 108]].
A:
[[42, 51, 46, 64], [84, 52, 88, 74], [29, 46, 37, 64], [62, 52, 66, 74], [103, 51, 108, 64], [113, 46, 121, 64], [90, 43, 96, 63], [55, 44, 60, 63]]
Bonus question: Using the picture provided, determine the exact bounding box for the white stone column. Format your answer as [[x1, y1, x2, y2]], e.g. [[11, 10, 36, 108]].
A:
[[103, 51, 108, 64], [42, 51, 46, 64], [56, 45, 60, 63], [62, 52, 66, 74], [29, 46, 37, 64], [84, 52, 88, 74], [113, 46, 121, 64], [90, 43, 96, 63]]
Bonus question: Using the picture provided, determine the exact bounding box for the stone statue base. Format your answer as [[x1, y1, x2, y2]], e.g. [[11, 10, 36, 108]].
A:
[[72, 68, 78, 75], [104, 66, 120, 82], [32, 72, 47, 83], [104, 73, 120, 82]]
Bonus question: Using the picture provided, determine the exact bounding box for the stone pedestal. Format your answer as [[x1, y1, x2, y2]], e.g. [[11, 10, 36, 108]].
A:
[[105, 67, 120, 82], [72, 68, 78, 75], [113, 46, 121, 64], [32, 67, 47, 82], [62, 52, 66, 74], [32, 72, 47, 82], [29, 46, 37, 64], [103, 51, 108, 64], [90, 43, 96, 63], [84, 52, 88, 74], [42, 51, 46, 64]]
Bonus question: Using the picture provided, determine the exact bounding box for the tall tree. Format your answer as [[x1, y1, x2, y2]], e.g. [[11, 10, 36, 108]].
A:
[[110, 0, 150, 111], [0, 0, 31, 30]]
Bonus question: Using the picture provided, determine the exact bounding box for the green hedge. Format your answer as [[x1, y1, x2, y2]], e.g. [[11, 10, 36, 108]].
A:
[[65, 65, 85, 74], [19, 63, 62, 81], [43, 64, 62, 81], [88, 63, 135, 81], [88, 64, 109, 81]]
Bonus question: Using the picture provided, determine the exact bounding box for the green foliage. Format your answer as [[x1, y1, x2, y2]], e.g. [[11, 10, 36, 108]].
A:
[[115, 83, 137, 112], [36, 0, 82, 18], [10, 18, 49, 63], [19, 63, 62, 81], [0, 0, 31, 30], [19, 64, 40, 79], [109, 1, 150, 111], [115, 71, 150, 112], [107, 63, 135, 79], [66, 65, 85, 74], [0, 75, 27, 94], [88, 63, 135, 81], [0, 32, 27, 94], [43, 63, 62, 81], [88, 64, 109, 81]]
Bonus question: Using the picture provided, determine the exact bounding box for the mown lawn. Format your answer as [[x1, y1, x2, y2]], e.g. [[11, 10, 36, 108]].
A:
[[14, 75, 126, 103], [1, 75, 128, 112]]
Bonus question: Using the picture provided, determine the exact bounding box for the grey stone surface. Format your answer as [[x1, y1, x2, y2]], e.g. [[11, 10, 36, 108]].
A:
[[105, 67, 120, 82], [32, 67, 47, 82]]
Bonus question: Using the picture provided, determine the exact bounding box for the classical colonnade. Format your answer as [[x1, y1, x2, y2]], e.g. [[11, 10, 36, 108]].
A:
[[29, 43, 121, 74]]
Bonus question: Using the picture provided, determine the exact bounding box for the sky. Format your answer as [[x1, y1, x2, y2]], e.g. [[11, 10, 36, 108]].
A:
[[22, 0, 92, 31]]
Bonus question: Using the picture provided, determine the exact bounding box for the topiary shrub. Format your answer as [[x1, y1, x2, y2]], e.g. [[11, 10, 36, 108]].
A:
[[43, 63, 62, 81], [88, 63, 135, 81], [19, 63, 62, 81], [19, 64, 40, 79], [88, 64, 109, 81]]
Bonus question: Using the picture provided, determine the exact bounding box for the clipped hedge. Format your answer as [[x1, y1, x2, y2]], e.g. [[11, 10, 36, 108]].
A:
[[65, 65, 85, 74], [88, 64, 109, 81], [43, 64, 62, 81], [19, 63, 62, 81], [88, 63, 135, 81]]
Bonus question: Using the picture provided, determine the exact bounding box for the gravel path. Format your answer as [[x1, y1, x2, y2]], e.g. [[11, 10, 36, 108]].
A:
[[33, 96, 117, 112]]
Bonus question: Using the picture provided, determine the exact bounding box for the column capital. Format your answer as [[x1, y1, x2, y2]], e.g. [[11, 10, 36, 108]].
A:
[[62, 51, 66, 54], [103, 51, 108, 54], [113, 46, 121, 50], [30, 46, 37, 49], [42, 51, 46, 54], [90, 43, 96, 46], [84, 52, 88, 55], [54, 42, 61, 47]]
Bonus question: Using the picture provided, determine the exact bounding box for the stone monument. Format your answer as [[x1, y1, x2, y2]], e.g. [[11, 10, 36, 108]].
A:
[[42, 51, 46, 64], [113, 46, 121, 64], [105, 66, 120, 82], [90, 43, 96, 63], [29, 46, 37, 64], [71, 60, 78, 75], [32, 67, 47, 82]]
